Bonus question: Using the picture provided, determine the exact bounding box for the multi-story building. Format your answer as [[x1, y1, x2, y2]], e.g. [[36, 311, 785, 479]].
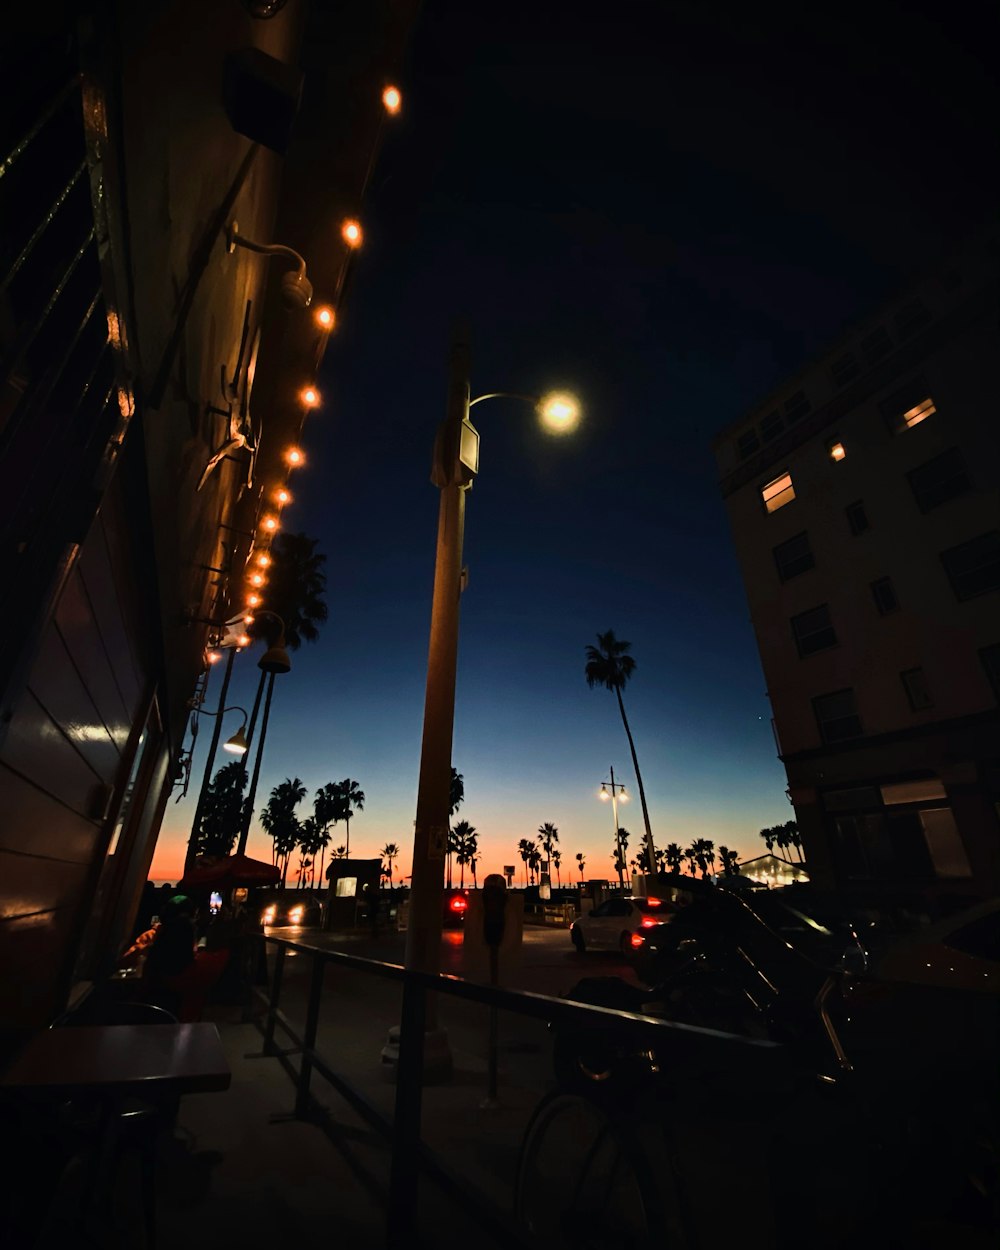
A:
[[712, 232, 1000, 917]]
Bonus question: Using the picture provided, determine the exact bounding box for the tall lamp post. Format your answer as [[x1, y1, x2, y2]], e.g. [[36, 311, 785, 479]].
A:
[[599, 765, 629, 889], [404, 330, 580, 988]]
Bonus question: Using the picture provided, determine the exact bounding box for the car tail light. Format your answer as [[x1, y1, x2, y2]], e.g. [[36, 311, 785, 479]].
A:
[[640, 917, 659, 928], [450, 896, 468, 913], [630, 933, 645, 949], [645, 897, 662, 907]]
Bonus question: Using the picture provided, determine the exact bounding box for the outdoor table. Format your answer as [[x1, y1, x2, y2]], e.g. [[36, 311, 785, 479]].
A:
[[1, 1024, 231, 1242]]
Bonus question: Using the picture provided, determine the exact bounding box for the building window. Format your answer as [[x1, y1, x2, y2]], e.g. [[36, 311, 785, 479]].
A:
[[860, 326, 893, 363], [812, 688, 862, 744], [900, 667, 933, 710], [784, 391, 811, 423], [980, 644, 1000, 702], [762, 471, 795, 513], [894, 299, 930, 338], [827, 439, 846, 462], [845, 500, 869, 535], [830, 353, 860, 388], [879, 377, 935, 433], [871, 576, 899, 615], [791, 604, 837, 657], [940, 531, 1000, 601], [737, 429, 759, 460], [918, 808, 972, 878], [759, 411, 784, 443], [907, 447, 970, 513], [773, 531, 814, 581]]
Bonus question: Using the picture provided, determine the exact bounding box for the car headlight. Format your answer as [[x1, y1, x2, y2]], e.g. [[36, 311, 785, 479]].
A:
[[263, 906, 277, 924], [289, 907, 304, 924]]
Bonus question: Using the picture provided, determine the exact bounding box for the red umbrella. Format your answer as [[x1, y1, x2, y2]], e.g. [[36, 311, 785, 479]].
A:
[[178, 853, 280, 890]]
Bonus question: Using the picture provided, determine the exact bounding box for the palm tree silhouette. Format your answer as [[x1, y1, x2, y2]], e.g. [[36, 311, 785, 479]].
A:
[[613, 827, 630, 890], [453, 820, 475, 887], [585, 631, 656, 869], [664, 842, 684, 874], [537, 822, 559, 886], [312, 782, 341, 885], [518, 838, 534, 888], [261, 777, 306, 886], [552, 848, 562, 887], [332, 778, 365, 858], [575, 851, 586, 882], [447, 767, 464, 888], [382, 842, 401, 889]]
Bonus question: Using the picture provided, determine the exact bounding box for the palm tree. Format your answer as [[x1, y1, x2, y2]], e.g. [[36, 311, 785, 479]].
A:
[[192, 760, 247, 859], [382, 842, 401, 890], [447, 766, 465, 888], [585, 630, 656, 870], [298, 816, 324, 888], [528, 847, 542, 885], [537, 823, 559, 886], [260, 777, 306, 886], [552, 848, 562, 887], [453, 820, 475, 887], [613, 827, 630, 890], [575, 851, 586, 882], [332, 845, 347, 860], [719, 846, 740, 876], [332, 778, 365, 858], [684, 843, 700, 876], [760, 825, 777, 855], [518, 838, 534, 888], [664, 842, 684, 874], [312, 782, 341, 886], [784, 820, 804, 862], [468, 831, 480, 887]]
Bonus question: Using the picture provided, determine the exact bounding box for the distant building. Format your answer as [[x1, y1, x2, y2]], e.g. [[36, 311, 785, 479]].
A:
[[735, 854, 809, 889], [712, 233, 1000, 916]]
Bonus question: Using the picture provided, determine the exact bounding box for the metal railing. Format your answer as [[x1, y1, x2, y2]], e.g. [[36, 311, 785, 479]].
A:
[[249, 932, 781, 1249]]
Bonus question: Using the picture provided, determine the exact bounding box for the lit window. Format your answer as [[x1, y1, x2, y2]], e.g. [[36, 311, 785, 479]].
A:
[[762, 471, 795, 513], [879, 377, 935, 433], [903, 398, 935, 428], [828, 440, 846, 462]]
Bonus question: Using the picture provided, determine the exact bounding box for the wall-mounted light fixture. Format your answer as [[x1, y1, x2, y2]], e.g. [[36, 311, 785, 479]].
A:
[[227, 220, 313, 308]]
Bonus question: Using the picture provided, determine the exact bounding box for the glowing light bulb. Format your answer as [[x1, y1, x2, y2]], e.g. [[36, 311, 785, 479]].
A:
[[275, 487, 291, 506], [315, 305, 335, 329], [829, 441, 846, 462], [250, 573, 265, 587], [301, 386, 320, 408], [256, 553, 271, 568], [382, 85, 402, 115], [262, 514, 279, 532], [207, 650, 221, 664], [237, 633, 251, 648], [244, 615, 255, 625], [342, 218, 363, 248], [285, 447, 304, 468], [246, 592, 261, 608], [538, 391, 581, 435]]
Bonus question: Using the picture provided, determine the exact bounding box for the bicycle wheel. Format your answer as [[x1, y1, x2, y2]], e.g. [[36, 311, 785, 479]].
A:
[[514, 1092, 691, 1249]]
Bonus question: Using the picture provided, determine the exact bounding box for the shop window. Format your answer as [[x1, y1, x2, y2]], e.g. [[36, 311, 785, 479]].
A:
[[919, 808, 972, 878]]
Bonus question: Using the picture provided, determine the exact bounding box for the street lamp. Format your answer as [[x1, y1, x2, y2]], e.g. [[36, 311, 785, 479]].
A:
[[404, 330, 579, 1037], [599, 765, 629, 889]]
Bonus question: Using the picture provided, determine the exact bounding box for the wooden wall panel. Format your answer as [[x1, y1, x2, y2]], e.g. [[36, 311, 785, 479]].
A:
[[0, 907, 80, 1033], [0, 692, 108, 822], [0, 763, 101, 862], [29, 627, 122, 783], [53, 568, 131, 752], [79, 512, 144, 719], [0, 853, 90, 922]]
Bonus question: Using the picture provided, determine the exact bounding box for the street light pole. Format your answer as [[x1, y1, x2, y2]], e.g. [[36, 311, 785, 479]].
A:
[[600, 765, 629, 889], [405, 334, 473, 985]]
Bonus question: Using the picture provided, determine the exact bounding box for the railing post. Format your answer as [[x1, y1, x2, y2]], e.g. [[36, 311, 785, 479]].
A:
[[296, 954, 325, 1118], [262, 942, 286, 1055], [386, 975, 427, 1248]]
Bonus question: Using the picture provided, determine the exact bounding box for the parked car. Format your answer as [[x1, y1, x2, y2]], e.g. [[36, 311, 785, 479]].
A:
[[261, 892, 322, 928], [443, 888, 470, 928], [570, 896, 677, 955]]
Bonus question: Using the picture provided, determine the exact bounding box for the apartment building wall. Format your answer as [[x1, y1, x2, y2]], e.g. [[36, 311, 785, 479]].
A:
[[713, 237, 1000, 914]]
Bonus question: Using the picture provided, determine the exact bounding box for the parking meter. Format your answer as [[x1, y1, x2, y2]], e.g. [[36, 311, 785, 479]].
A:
[[482, 873, 507, 948]]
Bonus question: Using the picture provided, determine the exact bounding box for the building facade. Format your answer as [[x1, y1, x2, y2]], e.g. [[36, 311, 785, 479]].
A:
[[713, 233, 1000, 917], [0, 1, 416, 1043]]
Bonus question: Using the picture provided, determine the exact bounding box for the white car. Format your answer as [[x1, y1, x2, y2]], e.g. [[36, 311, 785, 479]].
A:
[[570, 896, 675, 955]]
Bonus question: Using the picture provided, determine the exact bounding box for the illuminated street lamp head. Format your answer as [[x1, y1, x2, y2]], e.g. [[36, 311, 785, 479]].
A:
[[382, 85, 402, 115], [223, 726, 249, 756], [599, 785, 609, 800], [619, 788, 629, 802], [341, 218, 363, 248], [538, 391, 581, 435]]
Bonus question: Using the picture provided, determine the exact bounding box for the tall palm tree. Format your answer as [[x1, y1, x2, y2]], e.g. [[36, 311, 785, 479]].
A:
[[537, 822, 559, 886], [332, 778, 365, 858], [552, 848, 562, 888], [528, 847, 542, 885], [260, 777, 306, 886], [453, 820, 475, 887], [312, 782, 341, 886], [784, 820, 804, 862], [468, 831, 480, 887], [585, 630, 656, 871], [575, 851, 586, 882], [684, 843, 700, 876], [447, 766, 465, 888], [613, 827, 630, 889], [382, 842, 401, 889], [518, 838, 534, 888]]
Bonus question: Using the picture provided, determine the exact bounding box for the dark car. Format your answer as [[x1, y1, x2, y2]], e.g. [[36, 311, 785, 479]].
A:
[[260, 892, 323, 928], [443, 888, 470, 927]]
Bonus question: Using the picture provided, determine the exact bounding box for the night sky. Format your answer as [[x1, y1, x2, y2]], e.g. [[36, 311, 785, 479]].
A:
[[153, 1, 996, 883]]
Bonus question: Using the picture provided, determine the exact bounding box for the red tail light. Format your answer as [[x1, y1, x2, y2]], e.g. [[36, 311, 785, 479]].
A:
[[450, 896, 468, 913], [645, 897, 662, 907], [630, 933, 645, 949], [640, 917, 658, 928]]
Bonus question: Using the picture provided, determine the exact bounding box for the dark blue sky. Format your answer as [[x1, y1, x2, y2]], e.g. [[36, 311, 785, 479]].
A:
[[157, 0, 996, 881]]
